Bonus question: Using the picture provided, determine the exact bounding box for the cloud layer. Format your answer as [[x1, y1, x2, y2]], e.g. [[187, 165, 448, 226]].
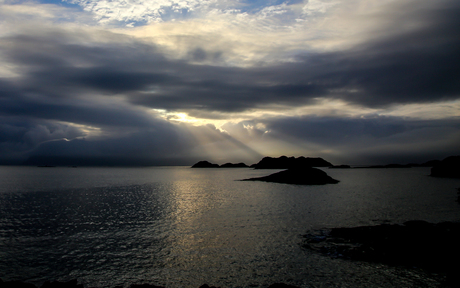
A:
[[0, 0, 459, 165]]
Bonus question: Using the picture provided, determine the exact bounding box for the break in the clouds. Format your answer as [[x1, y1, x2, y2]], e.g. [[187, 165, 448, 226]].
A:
[[0, 0, 459, 166]]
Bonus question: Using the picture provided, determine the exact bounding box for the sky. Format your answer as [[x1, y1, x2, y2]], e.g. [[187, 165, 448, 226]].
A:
[[0, 0, 459, 166]]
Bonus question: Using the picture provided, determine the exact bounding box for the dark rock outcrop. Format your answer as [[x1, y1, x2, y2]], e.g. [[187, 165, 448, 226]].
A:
[[302, 221, 460, 284], [0, 280, 37, 288], [191, 161, 220, 168], [0, 281, 296, 288], [41, 281, 83, 288], [253, 156, 332, 169], [430, 155, 460, 178], [241, 168, 339, 185], [0, 280, 83, 288], [219, 163, 249, 168]]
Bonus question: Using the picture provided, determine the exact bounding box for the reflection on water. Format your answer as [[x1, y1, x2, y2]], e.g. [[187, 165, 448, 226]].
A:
[[0, 166, 459, 287]]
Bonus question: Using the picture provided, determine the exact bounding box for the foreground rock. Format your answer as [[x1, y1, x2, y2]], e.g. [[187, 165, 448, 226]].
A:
[[302, 221, 460, 285], [253, 156, 332, 169], [0, 281, 299, 288], [430, 155, 460, 178], [241, 168, 339, 185], [0, 280, 83, 288]]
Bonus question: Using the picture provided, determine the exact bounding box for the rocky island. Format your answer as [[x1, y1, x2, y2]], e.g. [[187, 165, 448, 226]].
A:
[[191, 161, 249, 168], [191, 161, 220, 168], [241, 167, 339, 185], [253, 156, 332, 169]]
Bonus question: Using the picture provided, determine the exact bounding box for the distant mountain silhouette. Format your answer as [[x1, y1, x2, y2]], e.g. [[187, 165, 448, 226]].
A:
[[191, 161, 220, 168], [253, 156, 332, 169], [220, 163, 249, 168], [191, 161, 249, 168], [241, 168, 339, 185], [430, 156, 460, 178]]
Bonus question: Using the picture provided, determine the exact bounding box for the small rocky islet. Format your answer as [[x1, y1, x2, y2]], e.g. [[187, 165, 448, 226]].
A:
[[191, 155, 460, 185], [192, 156, 339, 185], [241, 168, 339, 185]]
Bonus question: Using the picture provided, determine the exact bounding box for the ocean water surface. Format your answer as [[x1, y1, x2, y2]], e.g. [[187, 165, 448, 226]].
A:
[[0, 166, 459, 288]]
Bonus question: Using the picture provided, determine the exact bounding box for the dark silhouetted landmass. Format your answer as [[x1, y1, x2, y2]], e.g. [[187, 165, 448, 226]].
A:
[[241, 168, 339, 185], [219, 162, 249, 168], [0, 280, 300, 288], [253, 156, 332, 169], [191, 161, 249, 168], [302, 221, 460, 285], [329, 165, 351, 169], [430, 155, 460, 178], [191, 161, 220, 168]]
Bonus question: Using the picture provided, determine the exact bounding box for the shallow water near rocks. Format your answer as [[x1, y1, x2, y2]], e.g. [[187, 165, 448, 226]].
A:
[[1, 166, 459, 288]]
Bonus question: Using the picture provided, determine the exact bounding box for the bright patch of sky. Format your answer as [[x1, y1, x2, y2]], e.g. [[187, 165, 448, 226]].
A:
[[237, 0, 303, 13], [24, 0, 81, 9], [35, 0, 335, 26]]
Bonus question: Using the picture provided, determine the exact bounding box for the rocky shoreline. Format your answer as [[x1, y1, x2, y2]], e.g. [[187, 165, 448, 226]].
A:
[[302, 220, 460, 286], [0, 280, 300, 288]]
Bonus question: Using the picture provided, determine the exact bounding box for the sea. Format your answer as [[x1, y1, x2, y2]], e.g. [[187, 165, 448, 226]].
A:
[[1, 166, 459, 288]]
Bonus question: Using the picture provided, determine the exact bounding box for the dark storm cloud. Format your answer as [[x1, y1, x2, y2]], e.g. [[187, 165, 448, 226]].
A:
[[0, 116, 85, 164], [130, 0, 460, 110], [2, 1, 460, 116], [1, 0, 459, 165], [0, 91, 161, 128], [258, 115, 460, 164], [18, 122, 263, 166]]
